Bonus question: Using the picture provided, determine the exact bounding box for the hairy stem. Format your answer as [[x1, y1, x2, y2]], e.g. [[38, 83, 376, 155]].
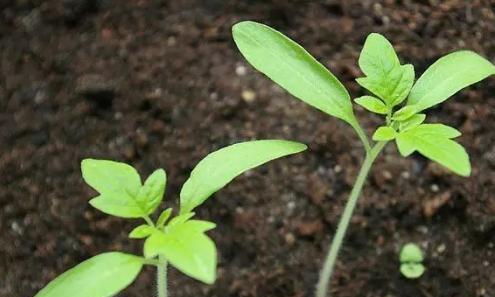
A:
[[315, 141, 387, 297], [157, 256, 168, 297]]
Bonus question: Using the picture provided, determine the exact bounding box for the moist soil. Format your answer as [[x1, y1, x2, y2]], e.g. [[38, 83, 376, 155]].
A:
[[1, 1, 495, 297]]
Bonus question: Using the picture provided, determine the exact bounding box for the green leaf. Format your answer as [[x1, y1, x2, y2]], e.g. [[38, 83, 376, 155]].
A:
[[400, 263, 425, 279], [358, 33, 400, 79], [400, 243, 424, 263], [167, 212, 196, 228], [129, 224, 154, 239], [354, 96, 388, 114], [82, 159, 143, 218], [156, 208, 173, 229], [392, 105, 418, 121], [144, 220, 217, 284], [372, 126, 396, 141], [34, 252, 143, 297], [180, 140, 307, 214], [408, 51, 495, 112], [357, 33, 415, 106], [136, 168, 166, 215], [399, 114, 426, 131], [232, 21, 356, 124], [395, 124, 470, 176]]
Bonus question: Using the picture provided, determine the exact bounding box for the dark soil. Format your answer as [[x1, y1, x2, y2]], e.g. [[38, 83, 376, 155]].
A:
[[1, 1, 495, 297]]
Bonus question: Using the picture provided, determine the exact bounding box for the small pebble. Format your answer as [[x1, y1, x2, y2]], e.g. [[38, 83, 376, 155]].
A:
[[437, 243, 446, 254], [241, 89, 256, 102], [235, 65, 247, 76], [285, 233, 296, 246], [430, 184, 439, 192]]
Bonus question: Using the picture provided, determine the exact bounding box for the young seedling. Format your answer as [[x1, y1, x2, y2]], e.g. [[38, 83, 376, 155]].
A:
[[232, 21, 495, 297], [399, 243, 425, 279], [34, 140, 306, 297]]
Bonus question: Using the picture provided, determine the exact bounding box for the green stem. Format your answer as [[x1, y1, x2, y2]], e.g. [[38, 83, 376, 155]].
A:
[[143, 215, 155, 227], [157, 256, 168, 297], [350, 120, 371, 152], [315, 141, 387, 297]]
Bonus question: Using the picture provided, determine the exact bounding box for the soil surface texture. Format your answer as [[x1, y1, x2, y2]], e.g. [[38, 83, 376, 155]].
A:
[[1, 1, 495, 297]]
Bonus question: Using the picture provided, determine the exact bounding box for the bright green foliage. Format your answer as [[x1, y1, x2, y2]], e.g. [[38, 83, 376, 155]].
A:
[[129, 224, 154, 239], [34, 252, 144, 297], [234, 23, 495, 176], [156, 208, 173, 228], [392, 105, 418, 121], [180, 140, 307, 214], [232, 21, 357, 125], [408, 51, 495, 112], [81, 160, 166, 218], [399, 243, 425, 279], [82, 159, 144, 218], [354, 96, 388, 114], [36, 140, 305, 296], [144, 220, 217, 284], [396, 124, 470, 176], [232, 21, 494, 297], [372, 126, 396, 141], [136, 168, 166, 214], [356, 33, 415, 108], [399, 114, 426, 131]]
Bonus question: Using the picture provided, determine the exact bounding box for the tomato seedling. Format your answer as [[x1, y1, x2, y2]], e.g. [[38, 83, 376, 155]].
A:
[[34, 140, 306, 297], [400, 243, 425, 279], [232, 21, 495, 297]]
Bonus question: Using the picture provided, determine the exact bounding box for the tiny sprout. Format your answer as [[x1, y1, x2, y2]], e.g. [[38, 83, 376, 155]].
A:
[[399, 243, 425, 279]]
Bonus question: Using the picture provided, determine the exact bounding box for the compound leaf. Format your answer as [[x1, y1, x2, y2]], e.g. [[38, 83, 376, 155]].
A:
[[408, 51, 495, 112], [232, 21, 356, 124], [396, 124, 470, 176], [82, 159, 143, 218], [34, 252, 143, 297], [144, 220, 216, 284], [354, 96, 388, 114], [180, 140, 307, 214], [357, 33, 415, 106]]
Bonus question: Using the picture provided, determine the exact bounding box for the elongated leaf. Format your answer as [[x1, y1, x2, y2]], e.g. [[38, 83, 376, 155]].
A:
[[156, 208, 173, 228], [129, 224, 154, 239], [82, 159, 144, 218], [395, 124, 470, 176], [408, 51, 495, 112], [354, 96, 388, 114], [392, 105, 418, 121], [399, 114, 426, 131], [180, 140, 307, 214], [136, 169, 166, 215], [372, 126, 396, 141], [34, 252, 143, 297], [144, 220, 217, 284], [232, 21, 356, 124]]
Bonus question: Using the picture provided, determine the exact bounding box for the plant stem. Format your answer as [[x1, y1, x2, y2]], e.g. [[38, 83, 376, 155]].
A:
[[350, 120, 371, 152], [157, 255, 168, 297], [143, 215, 155, 227], [315, 141, 387, 297]]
